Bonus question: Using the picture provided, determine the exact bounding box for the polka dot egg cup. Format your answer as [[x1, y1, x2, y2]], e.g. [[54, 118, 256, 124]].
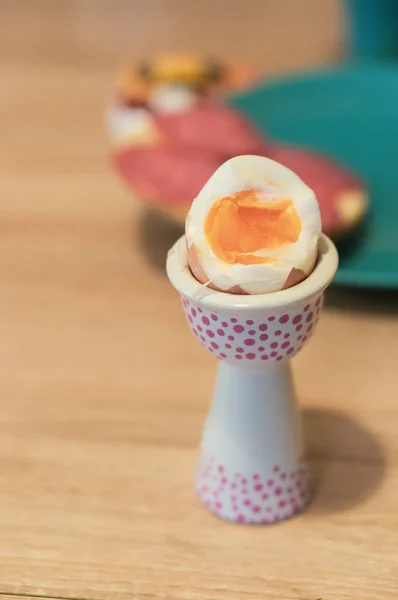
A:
[[167, 235, 338, 524]]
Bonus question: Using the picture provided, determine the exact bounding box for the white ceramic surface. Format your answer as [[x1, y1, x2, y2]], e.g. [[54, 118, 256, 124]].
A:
[[166, 234, 338, 524]]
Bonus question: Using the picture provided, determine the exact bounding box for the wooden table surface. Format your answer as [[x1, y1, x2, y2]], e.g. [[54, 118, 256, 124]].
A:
[[1, 1, 398, 599]]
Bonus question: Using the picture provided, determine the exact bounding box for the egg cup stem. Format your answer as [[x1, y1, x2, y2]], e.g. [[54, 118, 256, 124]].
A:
[[196, 360, 311, 524]]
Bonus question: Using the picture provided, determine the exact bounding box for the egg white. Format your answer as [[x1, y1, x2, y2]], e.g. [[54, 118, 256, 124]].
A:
[[185, 155, 321, 294]]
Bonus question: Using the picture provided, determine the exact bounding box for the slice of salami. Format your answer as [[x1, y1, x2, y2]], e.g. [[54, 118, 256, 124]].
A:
[[152, 100, 268, 157], [113, 144, 222, 205], [263, 143, 367, 233]]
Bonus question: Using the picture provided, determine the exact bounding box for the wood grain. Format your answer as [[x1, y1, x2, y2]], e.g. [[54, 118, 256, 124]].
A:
[[1, 1, 398, 599]]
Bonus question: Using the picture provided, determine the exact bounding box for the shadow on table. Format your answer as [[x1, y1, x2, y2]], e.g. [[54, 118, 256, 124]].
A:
[[303, 408, 386, 513], [136, 209, 183, 271], [325, 285, 398, 316]]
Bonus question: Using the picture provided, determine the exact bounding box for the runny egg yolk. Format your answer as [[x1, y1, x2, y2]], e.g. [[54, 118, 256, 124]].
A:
[[204, 189, 302, 265]]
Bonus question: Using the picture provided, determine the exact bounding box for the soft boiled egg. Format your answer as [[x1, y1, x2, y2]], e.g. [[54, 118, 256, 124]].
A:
[[185, 155, 322, 294]]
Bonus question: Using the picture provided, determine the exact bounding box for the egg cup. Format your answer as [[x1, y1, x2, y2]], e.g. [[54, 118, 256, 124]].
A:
[[167, 234, 338, 524]]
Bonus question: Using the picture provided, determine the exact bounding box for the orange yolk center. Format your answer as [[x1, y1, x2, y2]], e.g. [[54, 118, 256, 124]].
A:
[[204, 189, 302, 265]]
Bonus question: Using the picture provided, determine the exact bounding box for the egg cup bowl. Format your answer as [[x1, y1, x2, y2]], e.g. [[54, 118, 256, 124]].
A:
[[167, 234, 338, 524]]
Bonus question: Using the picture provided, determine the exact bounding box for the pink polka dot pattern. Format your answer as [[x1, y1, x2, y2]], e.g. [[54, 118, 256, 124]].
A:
[[182, 294, 323, 367], [196, 455, 311, 524]]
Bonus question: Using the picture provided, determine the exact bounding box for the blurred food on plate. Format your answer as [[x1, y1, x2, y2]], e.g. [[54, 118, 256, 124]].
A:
[[107, 53, 369, 242]]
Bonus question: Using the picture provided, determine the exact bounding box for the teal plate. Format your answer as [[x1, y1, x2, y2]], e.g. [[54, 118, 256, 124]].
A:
[[229, 64, 398, 288]]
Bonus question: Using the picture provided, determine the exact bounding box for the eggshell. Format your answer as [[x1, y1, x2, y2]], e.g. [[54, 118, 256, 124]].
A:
[[187, 244, 246, 294]]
